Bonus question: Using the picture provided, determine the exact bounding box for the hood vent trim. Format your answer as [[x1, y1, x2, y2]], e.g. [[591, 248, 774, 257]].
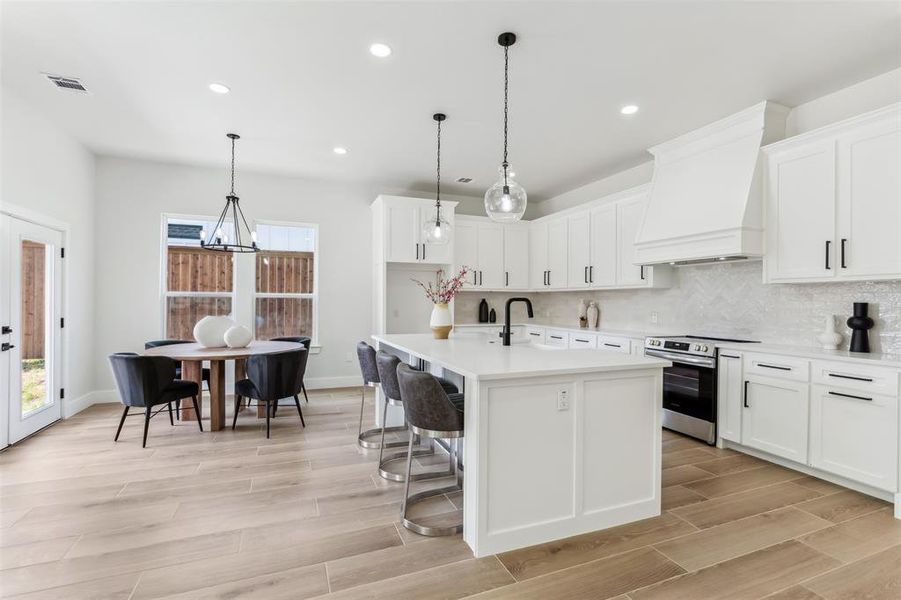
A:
[[635, 101, 789, 266]]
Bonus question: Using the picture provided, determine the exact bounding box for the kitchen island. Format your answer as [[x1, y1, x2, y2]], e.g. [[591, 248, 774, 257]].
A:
[[372, 332, 671, 557]]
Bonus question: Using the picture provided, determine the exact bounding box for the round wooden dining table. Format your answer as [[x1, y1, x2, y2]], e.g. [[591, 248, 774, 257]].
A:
[[143, 340, 303, 431]]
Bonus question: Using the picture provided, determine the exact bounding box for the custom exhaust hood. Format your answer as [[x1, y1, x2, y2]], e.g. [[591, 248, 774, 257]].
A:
[[635, 101, 790, 266]]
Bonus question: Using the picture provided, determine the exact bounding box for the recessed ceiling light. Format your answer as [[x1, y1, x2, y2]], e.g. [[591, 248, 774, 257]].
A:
[[620, 104, 639, 115], [369, 43, 392, 58], [333, 147, 348, 155], [209, 83, 230, 94]]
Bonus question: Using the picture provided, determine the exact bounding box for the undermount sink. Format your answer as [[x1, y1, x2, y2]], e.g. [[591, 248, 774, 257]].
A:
[[486, 338, 563, 350]]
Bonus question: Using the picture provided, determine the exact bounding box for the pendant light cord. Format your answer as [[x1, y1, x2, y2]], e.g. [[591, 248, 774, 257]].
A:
[[230, 135, 237, 196], [502, 43, 509, 186], [436, 117, 441, 222]]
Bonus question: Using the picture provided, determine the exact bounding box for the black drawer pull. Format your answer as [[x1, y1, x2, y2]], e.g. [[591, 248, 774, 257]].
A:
[[828, 391, 872, 402], [604, 343, 621, 348], [825, 240, 831, 270], [827, 373, 873, 383], [575, 339, 590, 343], [743, 380, 749, 407], [720, 354, 740, 359], [758, 363, 791, 371], [529, 332, 541, 337], [550, 335, 563, 340]]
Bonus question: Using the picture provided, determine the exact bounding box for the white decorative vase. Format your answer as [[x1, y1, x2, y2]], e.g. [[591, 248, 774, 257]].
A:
[[578, 299, 588, 328], [224, 325, 253, 348], [587, 302, 600, 329], [817, 314, 843, 350], [193, 315, 237, 348], [430, 303, 453, 339]]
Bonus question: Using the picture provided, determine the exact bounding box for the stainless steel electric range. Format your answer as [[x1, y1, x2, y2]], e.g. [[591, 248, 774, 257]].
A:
[[645, 335, 759, 444]]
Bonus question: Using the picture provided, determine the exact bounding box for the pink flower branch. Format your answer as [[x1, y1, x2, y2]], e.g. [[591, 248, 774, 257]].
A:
[[412, 266, 471, 304]]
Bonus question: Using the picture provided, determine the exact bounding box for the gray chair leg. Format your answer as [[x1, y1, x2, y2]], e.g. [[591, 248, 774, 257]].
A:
[[191, 396, 203, 432], [400, 433, 416, 517], [168, 402, 174, 426], [293, 395, 305, 427], [176, 398, 181, 420], [302, 384, 309, 403], [232, 394, 241, 430], [142, 407, 151, 448], [272, 400, 278, 417], [114, 406, 128, 441]]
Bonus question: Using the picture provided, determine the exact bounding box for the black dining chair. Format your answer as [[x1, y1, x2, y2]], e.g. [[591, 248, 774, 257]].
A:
[[144, 340, 211, 420], [232, 348, 307, 438], [108, 352, 203, 448], [270, 336, 311, 404]]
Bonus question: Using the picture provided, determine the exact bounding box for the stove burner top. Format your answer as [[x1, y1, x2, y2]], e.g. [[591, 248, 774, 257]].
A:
[[644, 334, 760, 358]]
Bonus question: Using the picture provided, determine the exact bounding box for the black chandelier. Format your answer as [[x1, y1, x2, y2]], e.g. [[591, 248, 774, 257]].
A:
[[200, 133, 259, 253]]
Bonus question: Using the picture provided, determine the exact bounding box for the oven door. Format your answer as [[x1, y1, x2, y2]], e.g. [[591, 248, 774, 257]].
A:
[[646, 349, 717, 443]]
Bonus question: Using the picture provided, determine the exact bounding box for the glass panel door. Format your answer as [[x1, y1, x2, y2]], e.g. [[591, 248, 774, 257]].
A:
[[2, 215, 63, 445]]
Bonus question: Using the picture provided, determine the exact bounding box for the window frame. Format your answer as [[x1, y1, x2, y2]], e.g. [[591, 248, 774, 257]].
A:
[[252, 219, 320, 348], [159, 213, 237, 340]]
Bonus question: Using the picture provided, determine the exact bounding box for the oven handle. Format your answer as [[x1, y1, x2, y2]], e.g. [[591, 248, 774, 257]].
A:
[[645, 349, 715, 368]]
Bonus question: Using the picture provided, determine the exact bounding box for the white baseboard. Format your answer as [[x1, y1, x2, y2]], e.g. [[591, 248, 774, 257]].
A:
[[63, 389, 118, 418], [63, 377, 361, 418]]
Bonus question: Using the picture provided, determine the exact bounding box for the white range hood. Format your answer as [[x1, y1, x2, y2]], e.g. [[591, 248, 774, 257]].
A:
[[635, 101, 790, 266]]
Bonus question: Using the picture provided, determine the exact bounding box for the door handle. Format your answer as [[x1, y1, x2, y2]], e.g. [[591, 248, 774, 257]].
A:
[[416, 244, 419, 260], [640, 265, 645, 280], [547, 270, 551, 286], [1, 343, 15, 352], [584, 266, 588, 284], [479, 271, 483, 286], [473, 271, 478, 285], [825, 240, 831, 270], [840, 238, 847, 269], [743, 380, 749, 408], [589, 265, 593, 283], [505, 271, 509, 287]]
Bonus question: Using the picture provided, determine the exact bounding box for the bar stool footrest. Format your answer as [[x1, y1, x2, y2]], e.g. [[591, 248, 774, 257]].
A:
[[358, 425, 407, 450], [402, 484, 464, 537], [378, 448, 446, 482]]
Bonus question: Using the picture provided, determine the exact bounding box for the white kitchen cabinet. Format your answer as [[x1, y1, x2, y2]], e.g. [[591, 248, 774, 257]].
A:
[[503, 224, 530, 289], [455, 217, 503, 289], [544, 329, 569, 347], [376, 195, 456, 265], [716, 351, 744, 444], [765, 140, 836, 281], [597, 335, 631, 353], [616, 195, 670, 288], [810, 384, 898, 492], [569, 332, 598, 349], [742, 374, 809, 463], [764, 104, 901, 284], [524, 326, 546, 343], [530, 218, 568, 289], [837, 116, 901, 279], [589, 204, 617, 287], [567, 212, 591, 288], [547, 218, 568, 289]]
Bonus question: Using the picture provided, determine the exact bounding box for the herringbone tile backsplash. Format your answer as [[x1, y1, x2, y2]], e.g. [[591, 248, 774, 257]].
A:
[[456, 261, 901, 355]]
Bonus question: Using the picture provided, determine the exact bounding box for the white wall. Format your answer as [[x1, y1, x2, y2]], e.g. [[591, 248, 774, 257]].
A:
[[1, 87, 97, 415], [92, 156, 482, 391]]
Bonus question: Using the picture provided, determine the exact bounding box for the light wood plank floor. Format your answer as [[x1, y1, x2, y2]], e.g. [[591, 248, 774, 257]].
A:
[[1, 387, 900, 599]]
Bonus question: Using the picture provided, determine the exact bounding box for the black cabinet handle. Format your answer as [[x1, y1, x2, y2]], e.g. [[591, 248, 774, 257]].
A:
[[589, 266, 593, 283], [840, 239, 847, 269], [640, 265, 645, 280], [603, 343, 621, 348], [758, 363, 791, 371], [416, 244, 419, 260], [422, 244, 426, 261], [828, 373, 873, 383], [825, 240, 831, 270], [1, 343, 15, 352], [547, 270, 551, 286], [473, 271, 478, 285], [828, 391, 872, 402], [529, 332, 541, 337], [584, 266, 588, 284], [550, 335, 563, 340], [480, 271, 483, 286], [575, 338, 590, 343], [720, 354, 740, 359], [505, 272, 509, 287], [743, 380, 749, 407], [1, 325, 11, 335]]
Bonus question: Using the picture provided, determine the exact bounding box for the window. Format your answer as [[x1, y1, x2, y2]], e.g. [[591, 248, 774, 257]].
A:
[[253, 222, 318, 344], [162, 216, 235, 340]]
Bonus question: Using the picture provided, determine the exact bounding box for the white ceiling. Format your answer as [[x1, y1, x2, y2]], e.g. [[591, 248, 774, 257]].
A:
[[3, 1, 899, 200]]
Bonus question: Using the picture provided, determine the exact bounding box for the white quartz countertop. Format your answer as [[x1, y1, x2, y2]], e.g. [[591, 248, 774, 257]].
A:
[[373, 333, 671, 381], [717, 341, 901, 368], [453, 322, 675, 340]]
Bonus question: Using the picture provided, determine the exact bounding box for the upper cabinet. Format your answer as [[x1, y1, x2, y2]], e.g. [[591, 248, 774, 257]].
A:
[[373, 195, 457, 265], [764, 104, 901, 283], [532, 217, 568, 289], [456, 216, 529, 290]]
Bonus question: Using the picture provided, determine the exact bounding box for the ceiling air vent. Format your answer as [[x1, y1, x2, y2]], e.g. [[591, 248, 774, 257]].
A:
[[456, 177, 473, 183], [44, 74, 89, 93]]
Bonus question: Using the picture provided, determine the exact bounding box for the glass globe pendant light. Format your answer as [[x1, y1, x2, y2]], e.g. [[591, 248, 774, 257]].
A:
[[485, 32, 527, 223], [422, 113, 451, 245], [199, 133, 260, 253]]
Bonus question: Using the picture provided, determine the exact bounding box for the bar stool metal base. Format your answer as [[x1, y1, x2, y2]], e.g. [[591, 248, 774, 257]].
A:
[[378, 444, 449, 482], [357, 382, 408, 450], [401, 428, 464, 537]]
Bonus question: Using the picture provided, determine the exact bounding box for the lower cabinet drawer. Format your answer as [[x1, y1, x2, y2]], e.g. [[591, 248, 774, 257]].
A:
[[598, 335, 630, 353], [811, 360, 899, 397], [744, 353, 810, 382], [569, 333, 598, 349], [545, 329, 569, 347], [524, 327, 546, 343], [809, 384, 899, 492]]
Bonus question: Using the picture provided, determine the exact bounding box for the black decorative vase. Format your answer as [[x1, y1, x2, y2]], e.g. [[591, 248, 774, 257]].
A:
[[846, 302, 874, 353], [489, 308, 497, 323], [478, 298, 489, 323]]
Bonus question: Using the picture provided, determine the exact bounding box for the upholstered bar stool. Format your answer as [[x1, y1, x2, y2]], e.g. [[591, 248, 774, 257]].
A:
[[396, 363, 464, 536], [376, 351, 458, 483], [355, 342, 406, 450]]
